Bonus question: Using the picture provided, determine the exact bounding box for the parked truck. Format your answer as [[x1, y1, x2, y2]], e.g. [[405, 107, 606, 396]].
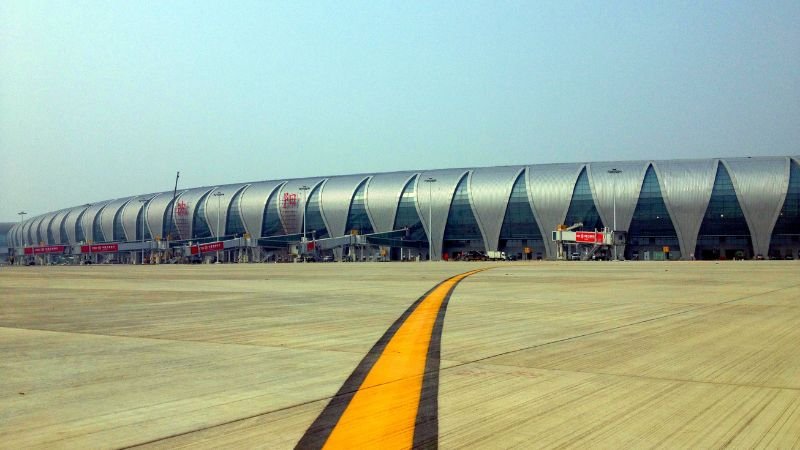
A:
[[486, 251, 506, 261]]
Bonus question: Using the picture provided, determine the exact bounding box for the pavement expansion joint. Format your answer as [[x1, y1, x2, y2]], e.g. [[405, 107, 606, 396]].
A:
[[441, 282, 800, 371], [468, 362, 800, 393]]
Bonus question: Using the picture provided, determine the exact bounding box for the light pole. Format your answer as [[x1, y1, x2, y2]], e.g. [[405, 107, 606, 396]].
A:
[[18, 212, 26, 247], [607, 168, 622, 261], [213, 191, 224, 262], [83, 204, 93, 264], [424, 177, 436, 261], [138, 198, 148, 264], [17, 212, 27, 262], [299, 185, 310, 262]]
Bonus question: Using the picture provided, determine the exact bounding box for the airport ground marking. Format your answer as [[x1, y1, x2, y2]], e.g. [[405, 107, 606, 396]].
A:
[[296, 268, 488, 450]]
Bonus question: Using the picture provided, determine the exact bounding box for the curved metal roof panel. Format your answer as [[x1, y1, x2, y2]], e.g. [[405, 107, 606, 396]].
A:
[[14, 223, 23, 247], [42, 213, 57, 244], [100, 197, 134, 242], [416, 169, 470, 260], [48, 209, 70, 244], [28, 216, 41, 245], [469, 166, 525, 252], [19, 222, 26, 246], [33, 215, 48, 245], [278, 178, 326, 235], [145, 191, 185, 241], [587, 161, 650, 232], [320, 175, 371, 238], [25, 217, 36, 245], [722, 157, 791, 256], [8, 223, 18, 247], [16, 222, 25, 247], [364, 171, 418, 233], [653, 159, 718, 258], [121, 194, 158, 242], [204, 184, 250, 238], [63, 205, 89, 244], [239, 181, 285, 237], [81, 201, 114, 243], [527, 163, 585, 258], [22, 218, 33, 246], [175, 187, 215, 240]]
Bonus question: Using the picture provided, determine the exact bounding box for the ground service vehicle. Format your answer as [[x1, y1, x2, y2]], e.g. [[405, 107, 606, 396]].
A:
[[486, 251, 506, 261]]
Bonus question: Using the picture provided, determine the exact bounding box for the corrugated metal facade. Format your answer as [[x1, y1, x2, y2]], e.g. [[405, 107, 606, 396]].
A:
[[8, 157, 798, 260]]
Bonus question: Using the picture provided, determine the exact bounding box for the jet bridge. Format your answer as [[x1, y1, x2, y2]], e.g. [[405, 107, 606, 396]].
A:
[[552, 223, 623, 260]]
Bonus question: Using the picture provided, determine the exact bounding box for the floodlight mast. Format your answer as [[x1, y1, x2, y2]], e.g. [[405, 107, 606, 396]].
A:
[[138, 198, 148, 264], [423, 177, 437, 260], [299, 185, 310, 263], [607, 168, 622, 260], [213, 191, 225, 262]]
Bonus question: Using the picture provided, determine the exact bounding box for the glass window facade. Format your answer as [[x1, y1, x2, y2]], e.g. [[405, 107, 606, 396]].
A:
[[59, 215, 68, 244], [261, 189, 284, 237], [136, 201, 152, 241], [163, 198, 179, 240], [225, 187, 247, 237], [46, 216, 56, 244], [696, 164, 753, 259], [75, 209, 87, 243], [304, 184, 328, 239], [626, 165, 680, 259], [113, 204, 127, 242], [499, 172, 546, 258], [443, 174, 484, 255], [36, 221, 44, 244], [93, 206, 107, 242], [192, 193, 213, 239], [769, 160, 800, 258], [393, 175, 427, 241], [564, 168, 604, 231], [345, 180, 375, 235]]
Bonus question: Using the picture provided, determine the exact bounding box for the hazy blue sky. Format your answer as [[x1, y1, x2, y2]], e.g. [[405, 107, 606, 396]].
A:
[[2, 1, 799, 221]]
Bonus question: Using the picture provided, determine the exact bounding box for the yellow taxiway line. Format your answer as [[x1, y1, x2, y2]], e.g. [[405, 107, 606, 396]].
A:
[[297, 269, 486, 449]]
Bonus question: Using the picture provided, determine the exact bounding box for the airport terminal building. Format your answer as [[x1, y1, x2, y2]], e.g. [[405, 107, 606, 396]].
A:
[[6, 156, 800, 263]]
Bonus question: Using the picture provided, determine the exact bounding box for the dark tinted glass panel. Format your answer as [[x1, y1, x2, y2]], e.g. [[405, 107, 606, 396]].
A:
[[393, 175, 427, 241], [192, 193, 213, 239], [345, 180, 374, 235], [262, 189, 284, 237], [46, 216, 56, 244], [225, 187, 247, 237], [136, 200, 152, 241], [696, 164, 753, 258], [59, 215, 68, 243], [772, 161, 800, 236], [163, 198, 178, 240], [75, 209, 87, 243], [113, 204, 127, 242], [36, 219, 47, 244], [443, 174, 482, 241], [564, 168, 604, 230], [93, 206, 106, 242], [625, 166, 680, 257], [304, 184, 328, 239], [698, 165, 751, 237], [500, 172, 543, 241], [768, 161, 800, 257]]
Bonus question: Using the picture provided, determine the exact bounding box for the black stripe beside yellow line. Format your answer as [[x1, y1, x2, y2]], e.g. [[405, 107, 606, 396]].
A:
[[296, 269, 487, 450]]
